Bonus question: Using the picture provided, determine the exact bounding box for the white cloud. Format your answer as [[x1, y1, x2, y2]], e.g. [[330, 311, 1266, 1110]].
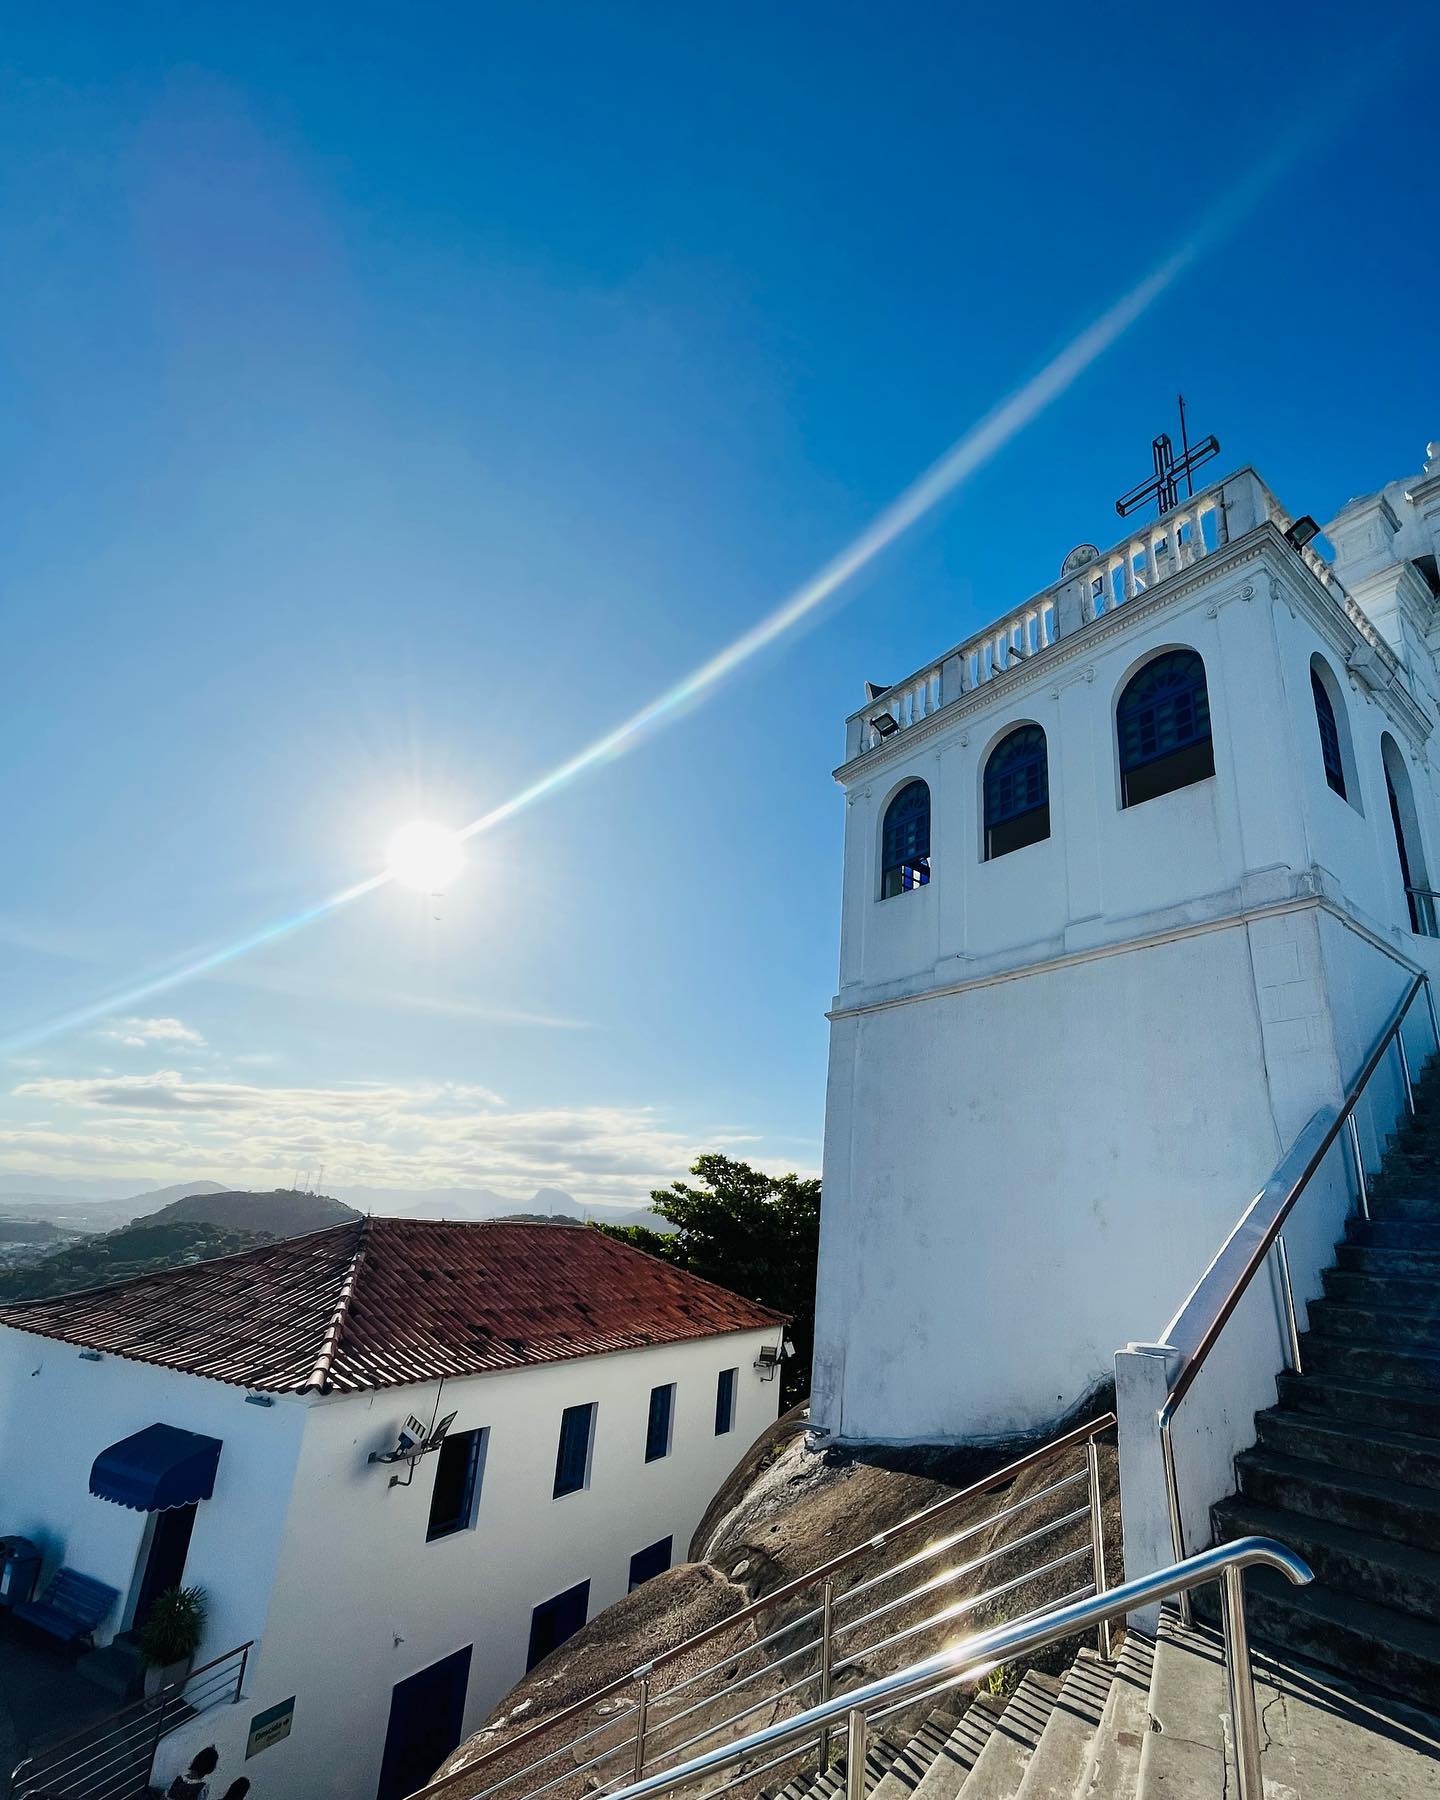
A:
[[4, 1068, 764, 1204], [98, 1017, 207, 1050]]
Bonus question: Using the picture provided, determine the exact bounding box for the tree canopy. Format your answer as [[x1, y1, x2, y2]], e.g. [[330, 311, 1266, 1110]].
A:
[[596, 1154, 819, 1407]]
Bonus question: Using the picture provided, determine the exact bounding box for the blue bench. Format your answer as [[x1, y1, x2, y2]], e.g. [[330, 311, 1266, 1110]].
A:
[[13, 1568, 118, 1647]]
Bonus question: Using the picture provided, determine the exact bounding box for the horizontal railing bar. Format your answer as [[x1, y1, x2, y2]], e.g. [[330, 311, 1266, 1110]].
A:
[[585, 1538, 1311, 1800], [661, 1603, 825, 1701], [650, 1662, 825, 1769], [833, 1504, 1091, 1643], [654, 1630, 826, 1737], [863, 1582, 1094, 1730], [1164, 974, 1425, 1421], [646, 1491, 1096, 1743], [836, 1545, 1092, 1672], [432, 1412, 1115, 1798], [833, 1470, 1088, 1612]]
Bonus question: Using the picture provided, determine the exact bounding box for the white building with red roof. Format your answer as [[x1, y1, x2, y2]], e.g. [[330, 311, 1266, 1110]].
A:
[[0, 1218, 786, 1800]]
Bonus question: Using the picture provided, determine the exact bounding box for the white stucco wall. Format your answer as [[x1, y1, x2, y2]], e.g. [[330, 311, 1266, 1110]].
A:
[[154, 1327, 781, 1800], [816, 511, 1440, 1446], [0, 1330, 305, 1660]]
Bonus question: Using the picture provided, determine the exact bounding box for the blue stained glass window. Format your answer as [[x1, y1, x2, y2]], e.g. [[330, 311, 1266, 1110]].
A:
[[983, 725, 1050, 859], [1117, 650, 1214, 807], [880, 781, 931, 897], [1312, 668, 1346, 798]]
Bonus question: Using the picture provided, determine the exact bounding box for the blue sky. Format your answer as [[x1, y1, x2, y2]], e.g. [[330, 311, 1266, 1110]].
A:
[[0, 2, 1435, 1204]]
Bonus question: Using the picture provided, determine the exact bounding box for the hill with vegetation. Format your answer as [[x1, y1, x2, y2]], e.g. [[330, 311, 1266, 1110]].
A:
[[0, 1218, 269, 1302], [139, 1187, 361, 1237]]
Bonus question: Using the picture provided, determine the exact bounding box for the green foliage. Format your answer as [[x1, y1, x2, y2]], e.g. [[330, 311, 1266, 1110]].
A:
[[138, 1584, 207, 1668], [0, 1220, 270, 1302], [596, 1154, 820, 1406]]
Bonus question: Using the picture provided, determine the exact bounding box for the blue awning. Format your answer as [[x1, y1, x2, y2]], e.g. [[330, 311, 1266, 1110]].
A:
[[89, 1424, 222, 1512]]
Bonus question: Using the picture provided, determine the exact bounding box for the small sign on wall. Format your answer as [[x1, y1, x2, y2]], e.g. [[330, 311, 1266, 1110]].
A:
[[246, 1695, 296, 1758]]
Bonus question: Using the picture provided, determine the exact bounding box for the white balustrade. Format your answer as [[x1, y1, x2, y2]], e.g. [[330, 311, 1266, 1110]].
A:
[[846, 470, 1329, 759]]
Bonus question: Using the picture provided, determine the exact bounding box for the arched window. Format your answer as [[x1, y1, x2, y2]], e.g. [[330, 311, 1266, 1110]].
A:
[[880, 781, 931, 898], [1312, 669, 1345, 797], [983, 725, 1050, 860], [1117, 649, 1214, 808], [1382, 734, 1433, 934], [1310, 655, 1356, 805]]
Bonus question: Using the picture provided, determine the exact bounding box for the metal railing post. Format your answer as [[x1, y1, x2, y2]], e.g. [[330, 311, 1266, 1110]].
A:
[[1084, 1439, 1112, 1661], [1398, 1029, 1416, 1115], [1219, 1564, 1265, 1800], [1425, 976, 1440, 1055], [1159, 1416, 1192, 1626], [632, 1668, 652, 1783], [818, 1578, 836, 1771], [1275, 1235, 1302, 1374], [845, 1708, 868, 1800], [1346, 1112, 1370, 1220]]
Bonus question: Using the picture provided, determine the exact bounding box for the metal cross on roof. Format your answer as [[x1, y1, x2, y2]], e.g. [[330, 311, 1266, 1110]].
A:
[[1115, 394, 1220, 519]]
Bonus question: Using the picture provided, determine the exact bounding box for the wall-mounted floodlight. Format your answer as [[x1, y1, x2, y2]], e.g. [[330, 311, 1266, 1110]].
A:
[[1285, 515, 1321, 551], [870, 712, 900, 738], [78, 1350, 103, 1363], [754, 1338, 793, 1381]]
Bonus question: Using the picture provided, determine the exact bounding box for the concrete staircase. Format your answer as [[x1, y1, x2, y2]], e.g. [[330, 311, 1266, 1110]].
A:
[[1206, 1067, 1440, 1713], [765, 1620, 1439, 1800]]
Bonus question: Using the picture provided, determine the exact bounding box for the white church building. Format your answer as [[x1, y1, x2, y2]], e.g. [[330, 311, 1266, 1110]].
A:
[[811, 440, 1440, 1449], [0, 1218, 784, 1800]]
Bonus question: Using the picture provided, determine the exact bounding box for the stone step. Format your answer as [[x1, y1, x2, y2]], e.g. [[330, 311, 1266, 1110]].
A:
[[1299, 1331, 1440, 1389], [1223, 1564, 1440, 1715], [1276, 1369, 1440, 1438], [1322, 1265, 1440, 1309], [1336, 1239, 1440, 1276], [869, 1711, 965, 1800], [907, 1697, 1004, 1800], [955, 1671, 1059, 1799], [1306, 1298, 1440, 1348], [1347, 1216, 1440, 1252], [1214, 1495, 1440, 1617], [1137, 1610, 1440, 1797], [1012, 1650, 1110, 1800], [1234, 1448, 1440, 1552], [1366, 1190, 1440, 1221], [1255, 1406, 1440, 1488], [1071, 1632, 1152, 1800]]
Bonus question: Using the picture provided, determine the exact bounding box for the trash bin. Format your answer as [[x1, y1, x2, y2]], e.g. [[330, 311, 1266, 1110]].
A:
[[0, 1535, 41, 1609]]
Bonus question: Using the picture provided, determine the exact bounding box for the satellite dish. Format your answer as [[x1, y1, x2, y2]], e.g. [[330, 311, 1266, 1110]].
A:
[[1061, 544, 1100, 577]]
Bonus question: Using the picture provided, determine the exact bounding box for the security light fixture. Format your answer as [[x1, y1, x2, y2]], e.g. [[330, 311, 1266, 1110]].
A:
[[78, 1350, 103, 1363], [870, 711, 900, 738], [754, 1338, 792, 1381], [1285, 515, 1321, 551]]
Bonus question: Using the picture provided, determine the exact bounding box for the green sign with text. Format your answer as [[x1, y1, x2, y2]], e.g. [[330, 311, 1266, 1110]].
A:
[[246, 1695, 295, 1758]]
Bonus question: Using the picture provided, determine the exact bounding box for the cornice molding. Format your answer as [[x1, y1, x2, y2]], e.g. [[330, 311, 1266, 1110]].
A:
[[834, 524, 1433, 784]]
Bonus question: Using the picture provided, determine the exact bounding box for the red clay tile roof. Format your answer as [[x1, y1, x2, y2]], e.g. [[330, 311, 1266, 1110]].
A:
[[0, 1218, 785, 1394]]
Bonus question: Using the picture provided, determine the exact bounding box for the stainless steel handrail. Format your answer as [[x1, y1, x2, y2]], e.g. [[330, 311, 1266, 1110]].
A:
[[9, 1638, 253, 1796], [419, 1411, 1116, 1800], [581, 1538, 1311, 1800], [1158, 970, 1437, 1620]]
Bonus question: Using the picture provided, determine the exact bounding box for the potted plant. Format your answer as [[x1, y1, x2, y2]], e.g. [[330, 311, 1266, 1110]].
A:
[[139, 1584, 207, 1699]]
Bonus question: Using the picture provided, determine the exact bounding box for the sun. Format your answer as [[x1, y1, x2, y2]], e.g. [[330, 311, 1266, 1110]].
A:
[[385, 820, 465, 894]]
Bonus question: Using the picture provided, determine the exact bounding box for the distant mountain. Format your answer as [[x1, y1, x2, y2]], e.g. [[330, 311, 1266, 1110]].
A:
[[144, 1189, 361, 1238], [0, 1218, 268, 1303], [124, 1180, 230, 1217], [0, 1179, 230, 1234], [333, 1182, 673, 1232]]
